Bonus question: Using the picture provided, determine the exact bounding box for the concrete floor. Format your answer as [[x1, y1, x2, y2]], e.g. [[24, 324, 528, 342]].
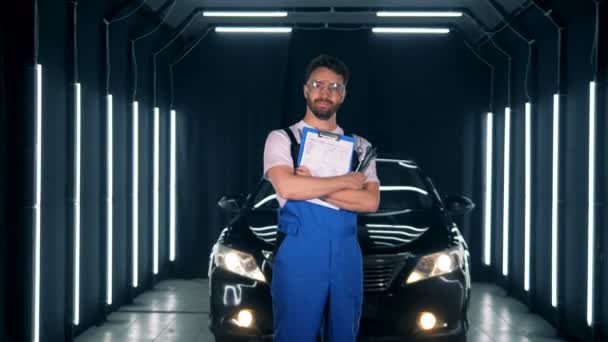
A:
[[75, 279, 570, 342]]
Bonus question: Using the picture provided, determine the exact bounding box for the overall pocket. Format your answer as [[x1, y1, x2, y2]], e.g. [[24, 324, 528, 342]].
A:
[[274, 221, 299, 261]]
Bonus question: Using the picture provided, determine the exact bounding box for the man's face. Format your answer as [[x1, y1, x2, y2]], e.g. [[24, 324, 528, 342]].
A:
[[303, 67, 346, 121]]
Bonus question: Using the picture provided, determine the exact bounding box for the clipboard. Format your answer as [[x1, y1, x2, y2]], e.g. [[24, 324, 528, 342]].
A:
[[296, 126, 356, 174], [295, 126, 356, 210]]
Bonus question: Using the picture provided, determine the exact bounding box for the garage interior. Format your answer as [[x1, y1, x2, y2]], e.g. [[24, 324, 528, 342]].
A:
[[0, 0, 607, 341]]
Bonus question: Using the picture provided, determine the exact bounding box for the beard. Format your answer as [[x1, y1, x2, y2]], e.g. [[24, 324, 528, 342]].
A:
[[306, 97, 341, 121]]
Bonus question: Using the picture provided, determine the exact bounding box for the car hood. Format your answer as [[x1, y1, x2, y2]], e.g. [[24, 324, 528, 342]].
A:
[[242, 209, 452, 256]]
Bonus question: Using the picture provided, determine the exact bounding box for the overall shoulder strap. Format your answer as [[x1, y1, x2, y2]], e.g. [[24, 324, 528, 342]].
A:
[[283, 128, 299, 169], [342, 129, 361, 172]]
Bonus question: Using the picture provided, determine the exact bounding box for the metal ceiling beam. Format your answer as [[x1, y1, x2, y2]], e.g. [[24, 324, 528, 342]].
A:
[[451, 26, 497, 112], [474, 1, 534, 46], [462, 10, 513, 106], [527, 0, 564, 94], [155, 4, 520, 109], [483, 1, 537, 105], [151, 7, 205, 106], [168, 25, 213, 109], [130, 0, 175, 39]]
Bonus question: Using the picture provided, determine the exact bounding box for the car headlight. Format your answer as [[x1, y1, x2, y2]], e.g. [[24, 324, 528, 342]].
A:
[[406, 246, 464, 285], [213, 244, 267, 283]]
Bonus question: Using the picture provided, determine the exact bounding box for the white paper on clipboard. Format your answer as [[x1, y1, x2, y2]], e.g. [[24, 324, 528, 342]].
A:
[[297, 128, 355, 210]]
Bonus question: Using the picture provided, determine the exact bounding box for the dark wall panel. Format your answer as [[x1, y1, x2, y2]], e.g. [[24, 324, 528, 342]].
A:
[[75, 0, 168, 335], [509, 9, 561, 318], [2, 0, 38, 340], [597, 4, 608, 340], [77, 0, 104, 329], [487, 1, 607, 341], [0, 0, 169, 340], [38, 1, 69, 340], [559, 6, 594, 337], [0, 6, 7, 340], [173, 33, 291, 277]]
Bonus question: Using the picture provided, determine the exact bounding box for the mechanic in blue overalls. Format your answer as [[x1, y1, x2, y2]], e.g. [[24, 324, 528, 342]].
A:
[[263, 54, 380, 341]]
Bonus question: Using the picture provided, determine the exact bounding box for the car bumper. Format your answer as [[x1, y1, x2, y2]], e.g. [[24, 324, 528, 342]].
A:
[[209, 268, 468, 340], [209, 268, 275, 339]]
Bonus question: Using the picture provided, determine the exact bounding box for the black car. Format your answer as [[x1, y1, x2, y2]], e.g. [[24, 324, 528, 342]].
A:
[[208, 156, 475, 341]]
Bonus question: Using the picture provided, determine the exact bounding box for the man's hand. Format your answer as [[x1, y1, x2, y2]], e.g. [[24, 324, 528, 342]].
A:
[[323, 181, 380, 213], [340, 172, 366, 190], [296, 166, 365, 190], [295, 166, 312, 177], [293, 166, 375, 212]]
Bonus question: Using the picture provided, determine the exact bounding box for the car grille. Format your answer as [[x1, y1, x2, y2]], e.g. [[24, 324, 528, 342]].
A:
[[363, 253, 410, 292]]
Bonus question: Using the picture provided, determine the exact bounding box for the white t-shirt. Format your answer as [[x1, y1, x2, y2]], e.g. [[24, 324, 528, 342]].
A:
[[263, 120, 380, 208]]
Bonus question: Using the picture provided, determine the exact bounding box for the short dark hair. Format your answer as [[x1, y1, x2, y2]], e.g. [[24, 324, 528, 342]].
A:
[[304, 54, 349, 85]]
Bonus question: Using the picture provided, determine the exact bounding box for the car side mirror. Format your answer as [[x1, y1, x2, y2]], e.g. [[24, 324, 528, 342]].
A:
[[444, 195, 475, 216], [218, 194, 246, 213]]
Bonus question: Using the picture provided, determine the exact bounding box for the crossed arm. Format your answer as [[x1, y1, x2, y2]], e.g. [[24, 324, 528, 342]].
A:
[[266, 165, 380, 213]]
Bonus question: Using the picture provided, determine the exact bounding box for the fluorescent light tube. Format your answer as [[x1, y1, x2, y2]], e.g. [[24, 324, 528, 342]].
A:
[[484, 112, 493, 266], [33, 64, 43, 342], [524, 102, 532, 291], [587, 82, 596, 326], [153, 107, 160, 274], [215, 27, 292, 33], [132, 101, 139, 287], [502, 107, 511, 276], [204, 11, 288, 17], [106, 94, 113, 305], [73, 82, 81, 324], [170, 109, 177, 262], [376, 11, 462, 17], [372, 27, 450, 34], [551, 94, 560, 308]]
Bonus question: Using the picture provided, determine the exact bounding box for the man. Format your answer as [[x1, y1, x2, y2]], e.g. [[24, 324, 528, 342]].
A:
[[263, 54, 380, 341]]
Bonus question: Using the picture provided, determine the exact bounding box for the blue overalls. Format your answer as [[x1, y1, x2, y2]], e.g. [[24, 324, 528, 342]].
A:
[[271, 129, 363, 342], [271, 201, 363, 341]]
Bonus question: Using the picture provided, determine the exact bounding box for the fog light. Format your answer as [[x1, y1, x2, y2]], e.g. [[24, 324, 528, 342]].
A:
[[418, 312, 437, 330], [231, 309, 254, 328]]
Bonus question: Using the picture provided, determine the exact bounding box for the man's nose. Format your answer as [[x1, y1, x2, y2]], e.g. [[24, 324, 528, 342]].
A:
[[318, 85, 332, 96]]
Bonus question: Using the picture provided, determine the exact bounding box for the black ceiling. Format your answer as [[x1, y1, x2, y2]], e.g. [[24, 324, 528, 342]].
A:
[[141, 0, 532, 44]]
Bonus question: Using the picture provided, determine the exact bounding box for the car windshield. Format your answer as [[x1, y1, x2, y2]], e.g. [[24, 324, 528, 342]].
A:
[[247, 159, 439, 250], [250, 159, 435, 212]]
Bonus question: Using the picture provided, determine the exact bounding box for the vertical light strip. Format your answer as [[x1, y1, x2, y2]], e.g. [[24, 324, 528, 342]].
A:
[[106, 94, 113, 305], [524, 102, 532, 291], [484, 112, 493, 266], [169, 109, 176, 262], [73, 83, 82, 325], [153, 107, 160, 274], [586, 81, 596, 326], [33, 64, 42, 342], [502, 107, 511, 276], [551, 94, 560, 307], [132, 101, 139, 288]]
